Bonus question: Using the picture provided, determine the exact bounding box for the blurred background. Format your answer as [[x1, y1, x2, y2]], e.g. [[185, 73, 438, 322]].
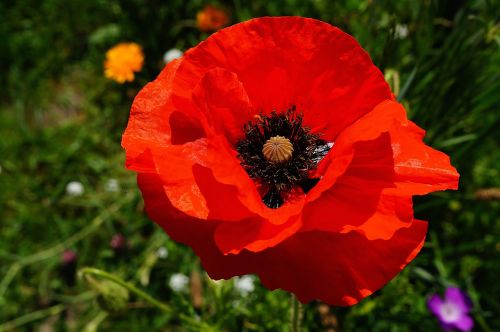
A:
[[1, 0, 499, 331]]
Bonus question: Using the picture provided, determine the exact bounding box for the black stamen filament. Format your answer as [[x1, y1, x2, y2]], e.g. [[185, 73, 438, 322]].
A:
[[236, 105, 330, 208]]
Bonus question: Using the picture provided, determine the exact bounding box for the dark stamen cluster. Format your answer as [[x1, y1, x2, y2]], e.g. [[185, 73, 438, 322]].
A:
[[236, 106, 330, 208]]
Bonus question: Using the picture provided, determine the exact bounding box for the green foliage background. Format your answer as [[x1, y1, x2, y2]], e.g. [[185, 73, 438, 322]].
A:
[[1, 0, 499, 331]]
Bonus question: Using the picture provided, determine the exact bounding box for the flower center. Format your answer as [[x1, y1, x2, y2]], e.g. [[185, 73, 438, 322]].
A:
[[236, 105, 330, 209], [262, 136, 294, 163], [439, 302, 461, 323]]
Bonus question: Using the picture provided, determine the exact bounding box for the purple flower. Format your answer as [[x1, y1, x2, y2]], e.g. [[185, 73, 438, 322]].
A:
[[60, 250, 78, 285], [110, 233, 130, 256], [110, 234, 126, 250], [61, 249, 77, 265], [428, 287, 474, 332]]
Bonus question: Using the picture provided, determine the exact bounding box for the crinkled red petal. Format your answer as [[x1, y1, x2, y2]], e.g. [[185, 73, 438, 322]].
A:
[[171, 17, 392, 141], [193, 67, 254, 145], [304, 100, 458, 239], [139, 172, 427, 306]]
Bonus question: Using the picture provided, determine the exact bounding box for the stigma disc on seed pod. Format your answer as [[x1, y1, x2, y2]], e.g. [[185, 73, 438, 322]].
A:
[[262, 136, 294, 163]]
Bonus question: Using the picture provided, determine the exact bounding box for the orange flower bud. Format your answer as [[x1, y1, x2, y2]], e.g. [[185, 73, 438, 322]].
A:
[[196, 5, 229, 32]]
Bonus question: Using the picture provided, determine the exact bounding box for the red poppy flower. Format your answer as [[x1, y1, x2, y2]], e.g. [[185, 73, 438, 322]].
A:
[[122, 17, 459, 306]]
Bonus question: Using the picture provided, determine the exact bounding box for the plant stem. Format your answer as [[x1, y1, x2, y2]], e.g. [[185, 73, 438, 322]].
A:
[[82, 311, 109, 332], [290, 294, 303, 332], [0, 194, 133, 298], [21, 194, 132, 266], [0, 304, 66, 331], [0, 292, 94, 331], [79, 267, 215, 331], [80, 267, 172, 314]]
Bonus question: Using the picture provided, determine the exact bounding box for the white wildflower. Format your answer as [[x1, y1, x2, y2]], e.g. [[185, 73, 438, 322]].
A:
[[395, 24, 409, 39], [66, 181, 84, 196], [169, 273, 189, 292], [156, 246, 168, 259], [234, 275, 255, 296], [105, 178, 120, 192], [163, 48, 183, 64]]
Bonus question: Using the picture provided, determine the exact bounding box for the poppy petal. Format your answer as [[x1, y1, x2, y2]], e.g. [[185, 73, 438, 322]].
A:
[[122, 59, 177, 168], [335, 100, 459, 195], [150, 136, 261, 221], [122, 58, 206, 172], [206, 221, 427, 306], [304, 100, 458, 240], [213, 214, 302, 255], [253, 220, 428, 305], [170, 17, 392, 141], [192, 67, 254, 145], [303, 132, 411, 239], [193, 162, 304, 253], [151, 141, 210, 219], [198, 142, 306, 225], [138, 171, 427, 306], [303, 188, 414, 240]]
